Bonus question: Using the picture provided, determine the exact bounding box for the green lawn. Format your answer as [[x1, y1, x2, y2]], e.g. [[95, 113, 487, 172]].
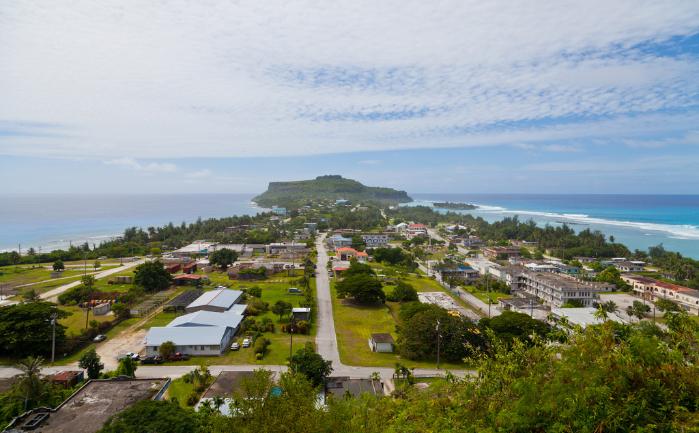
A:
[[461, 285, 511, 303], [0, 263, 120, 287], [59, 305, 114, 337], [166, 377, 197, 407], [331, 282, 467, 370]]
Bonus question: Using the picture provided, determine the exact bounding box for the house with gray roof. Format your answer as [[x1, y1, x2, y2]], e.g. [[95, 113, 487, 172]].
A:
[[185, 288, 243, 313], [145, 326, 233, 356]]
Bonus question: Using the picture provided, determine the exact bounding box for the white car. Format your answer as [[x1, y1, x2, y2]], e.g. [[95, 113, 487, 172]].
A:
[[242, 338, 251, 348], [230, 342, 240, 351]]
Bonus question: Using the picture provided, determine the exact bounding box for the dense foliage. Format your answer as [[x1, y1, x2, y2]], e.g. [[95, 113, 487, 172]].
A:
[[97, 400, 201, 433], [386, 281, 418, 302], [336, 273, 385, 304], [288, 342, 333, 388], [133, 260, 173, 292], [479, 311, 551, 346], [397, 302, 485, 362], [209, 248, 238, 270], [0, 303, 69, 357]]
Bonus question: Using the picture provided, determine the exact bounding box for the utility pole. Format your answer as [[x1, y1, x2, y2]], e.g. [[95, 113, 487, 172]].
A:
[[487, 274, 491, 318], [435, 319, 441, 370], [529, 299, 534, 318], [289, 318, 296, 360], [50, 312, 57, 364]]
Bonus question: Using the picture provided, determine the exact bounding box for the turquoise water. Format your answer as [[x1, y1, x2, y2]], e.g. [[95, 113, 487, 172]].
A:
[[411, 194, 699, 258], [1, 193, 698, 259]]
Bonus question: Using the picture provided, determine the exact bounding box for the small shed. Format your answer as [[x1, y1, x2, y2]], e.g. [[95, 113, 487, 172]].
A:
[[368, 333, 394, 353], [92, 302, 111, 316], [183, 262, 198, 274], [50, 370, 84, 388], [291, 307, 311, 322], [165, 263, 181, 273]]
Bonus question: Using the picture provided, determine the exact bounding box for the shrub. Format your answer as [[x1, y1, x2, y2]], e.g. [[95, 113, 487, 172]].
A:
[[253, 337, 271, 356], [245, 287, 262, 298], [186, 391, 199, 406], [386, 281, 418, 302], [246, 299, 269, 316]]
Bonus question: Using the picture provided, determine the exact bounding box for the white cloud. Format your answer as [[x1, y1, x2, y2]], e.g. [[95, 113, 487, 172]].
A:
[[104, 158, 177, 173], [0, 1, 698, 158], [358, 159, 382, 165], [185, 169, 212, 178]]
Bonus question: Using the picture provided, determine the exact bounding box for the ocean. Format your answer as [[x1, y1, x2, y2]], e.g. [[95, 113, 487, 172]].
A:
[[1, 193, 698, 259], [411, 194, 699, 259]]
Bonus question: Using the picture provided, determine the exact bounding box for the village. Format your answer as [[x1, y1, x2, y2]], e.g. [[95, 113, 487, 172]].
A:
[[1, 198, 698, 432]]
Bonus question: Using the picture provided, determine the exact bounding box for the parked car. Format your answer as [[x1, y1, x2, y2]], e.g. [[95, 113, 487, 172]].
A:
[[167, 352, 191, 361], [242, 338, 251, 348], [140, 355, 163, 365], [117, 352, 140, 361], [230, 342, 240, 351], [93, 334, 107, 342]]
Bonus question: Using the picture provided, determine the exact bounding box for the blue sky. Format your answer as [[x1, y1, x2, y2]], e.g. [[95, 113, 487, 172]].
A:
[[1, 1, 699, 194]]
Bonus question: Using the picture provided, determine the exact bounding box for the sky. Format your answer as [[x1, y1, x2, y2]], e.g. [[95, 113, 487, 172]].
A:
[[1, 1, 699, 194]]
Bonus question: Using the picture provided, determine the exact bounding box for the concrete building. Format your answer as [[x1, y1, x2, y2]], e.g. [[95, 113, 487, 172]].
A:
[[483, 246, 521, 260], [437, 264, 479, 283], [335, 247, 368, 262], [327, 235, 353, 249], [622, 274, 699, 315], [4, 378, 169, 433], [614, 261, 644, 273], [550, 307, 626, 328], [517, 271, 613, 307], [361, 234, 389, 248], [406, 223, 428, 239], [325, 377, 383, 399]]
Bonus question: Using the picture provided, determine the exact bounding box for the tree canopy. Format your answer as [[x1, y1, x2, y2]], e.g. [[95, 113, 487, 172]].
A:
[[209, 248, 238, 270], [133, 260, 173, 292], [97, 400, 201, 433], [336, 273, 385, 304], [0, 303, 69, 357], [288, 342, 333, 388]]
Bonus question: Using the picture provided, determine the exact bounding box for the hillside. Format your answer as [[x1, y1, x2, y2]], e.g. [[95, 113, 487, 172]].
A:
[[253, 175, 412, 208]]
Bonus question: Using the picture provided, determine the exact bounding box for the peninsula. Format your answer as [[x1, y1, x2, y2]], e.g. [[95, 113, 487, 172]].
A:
[[253, 175, 412, 208], [433, 201, 478, 210]]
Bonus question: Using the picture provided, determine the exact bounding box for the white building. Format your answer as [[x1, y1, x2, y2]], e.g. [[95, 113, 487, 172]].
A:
[[517, 271, 613, 307], [145, 326, 234, 356], [361, 234, 389, 248]]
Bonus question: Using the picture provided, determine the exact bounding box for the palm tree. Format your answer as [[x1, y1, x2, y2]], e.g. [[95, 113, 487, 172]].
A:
[[370, 372, 381, 394], [593, 306, 609, 322], [16, 356, 45, 411]]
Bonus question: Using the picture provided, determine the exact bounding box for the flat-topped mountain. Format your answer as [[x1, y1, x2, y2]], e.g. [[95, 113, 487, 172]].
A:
[[253, 175, 412, 208]]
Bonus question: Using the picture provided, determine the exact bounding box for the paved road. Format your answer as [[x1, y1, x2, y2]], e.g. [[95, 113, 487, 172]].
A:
[[314, 233, 475, 379], [314, 233, 342, 367], [41, 259, 145, 302]]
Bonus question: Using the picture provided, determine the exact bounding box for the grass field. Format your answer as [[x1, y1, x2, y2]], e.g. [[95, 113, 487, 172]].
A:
[[462, 285, 511, 303], [331, 281, 467, 370], [0, 263, 120, 288], [59, 305, 114, 337], [166, 377, 197, 407]]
